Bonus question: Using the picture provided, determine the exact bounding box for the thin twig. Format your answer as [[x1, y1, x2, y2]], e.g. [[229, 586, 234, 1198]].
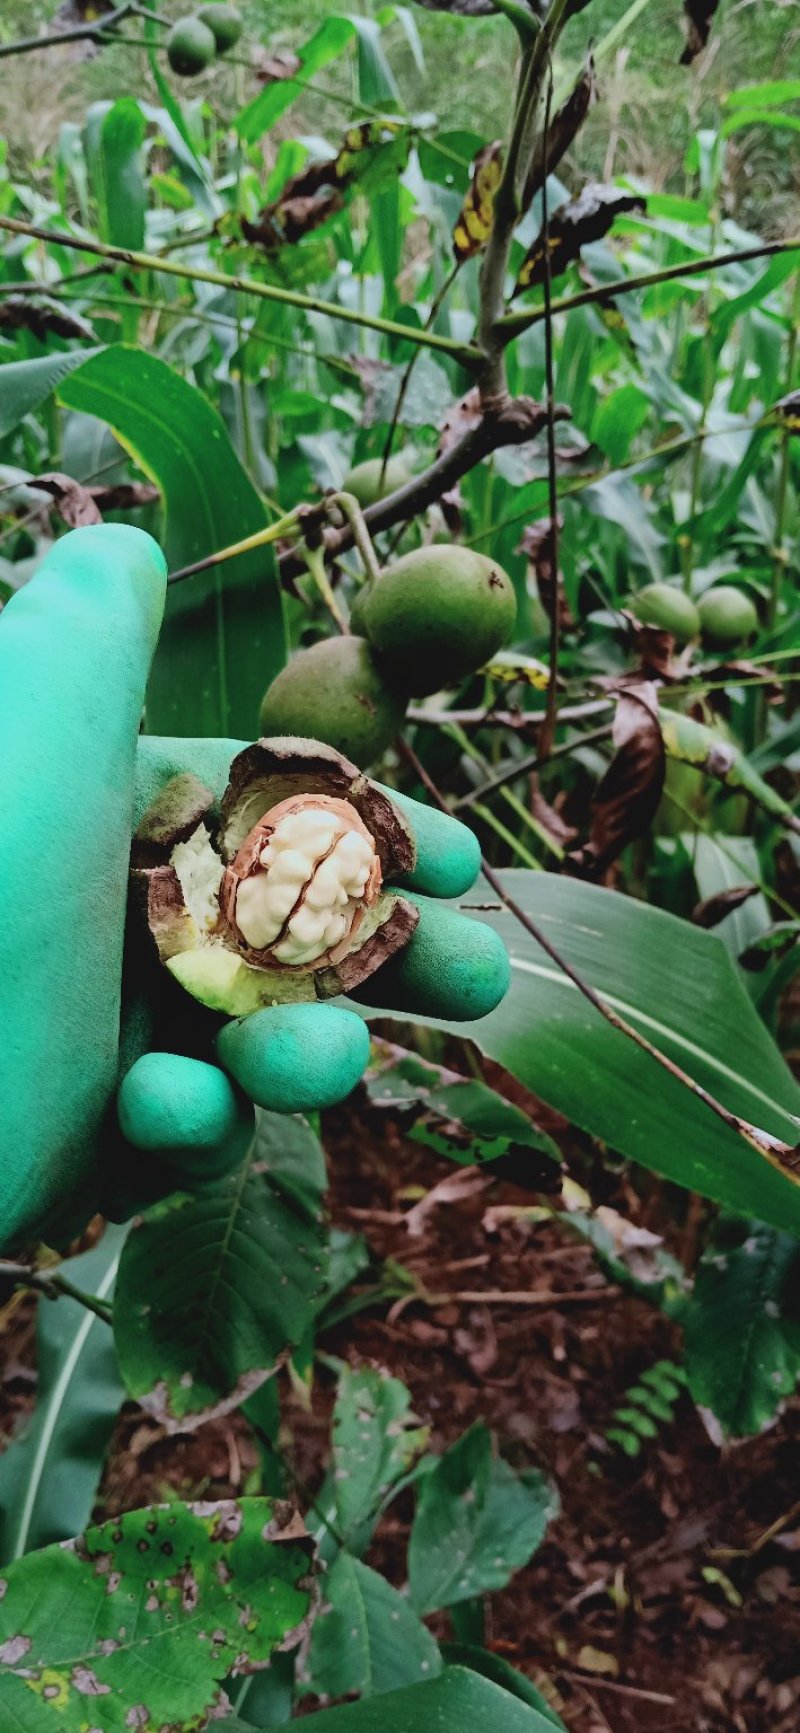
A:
[[425, 1287, 612, 1306], [538, 60, 560, 763], [0, 216, 480, 367], [0, 1262, 113, 1323], [168, 508, 302, 585], [0, 4, 135, 58], [409, 700, 611, 730], [499, 235, 800, 337], [452, 723, 614, 810], [381, 260, 461, 481], [396, 736, 800, 1174], [559, 1671, 676, 1707]]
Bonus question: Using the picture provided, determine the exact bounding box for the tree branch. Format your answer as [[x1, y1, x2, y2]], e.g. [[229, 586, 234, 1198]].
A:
[[277, 395, 570, 583], [499, 235, 800, 338], [0, 1261, 113, 1322], [0, 216, 481, 367], [0, 4, 136, 58]]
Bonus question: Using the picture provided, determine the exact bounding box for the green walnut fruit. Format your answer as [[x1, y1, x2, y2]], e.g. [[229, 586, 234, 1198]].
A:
[[698, 585, 759, 649], [349, 584, 370, 637], [167, 15, 217, 74], [361, 545, 516, 697], [196, 3, 243, 51], [343, 456, 411, 509], [631, 582, 700, 644], [259, 636, 407, 764]]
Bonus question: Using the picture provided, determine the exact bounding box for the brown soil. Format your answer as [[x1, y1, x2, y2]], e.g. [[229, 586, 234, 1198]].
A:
[[2, 1091, 799, 1733]]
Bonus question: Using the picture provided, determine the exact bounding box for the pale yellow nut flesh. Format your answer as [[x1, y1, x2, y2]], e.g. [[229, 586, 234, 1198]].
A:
[[233, 802, 377, 966]]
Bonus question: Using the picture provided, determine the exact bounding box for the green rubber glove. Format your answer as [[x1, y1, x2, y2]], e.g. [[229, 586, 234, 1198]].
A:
[[0, 526, 509, 1253]]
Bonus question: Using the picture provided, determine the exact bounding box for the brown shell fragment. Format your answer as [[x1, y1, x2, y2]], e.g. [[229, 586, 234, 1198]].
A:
[[218, 736, 416, 876], [131, 773, 215, 865]]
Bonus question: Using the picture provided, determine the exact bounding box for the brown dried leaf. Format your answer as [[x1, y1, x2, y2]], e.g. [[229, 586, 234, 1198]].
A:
[[567, 681, 665, 879], [241, 121, 405, 253], [452, 140, 503, 262], [524, 57, 597, 205], [518, 515, 574, 628], [0, 294, 96, 343], [33, 472, 104, 527], [515, 184, 647, 293], [241, 187, 344, 251], [253, 47, 301, 84], [692, 884, 759, 930], [681, 0, 720, 64], [89, 481, 160, 512], [626, 616, 681, 680]]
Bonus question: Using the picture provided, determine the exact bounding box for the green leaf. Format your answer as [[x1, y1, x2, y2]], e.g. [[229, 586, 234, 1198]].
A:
[[722, 108, 800, 138], [683, 833, 770, 957], [366, 1043, 559, 1170], [440, 1646, 566, 1728], [235, 16, 358, 143], [590, 382, 650, 467], [331, 1365, 429, 1546], [301, 1554, 442, 1698], [560, 1206, 687, 1314], [0, 1228, 126, 1565], [449, 872, 800, 1235], [408, 1422, 557, 1615], [354, 14, 400, 106], [220, 1666, 559, 1731], [662, 709, 798, 832], [113, 1112, 328, 1425], [84, 100, 147, 250], [712, 252, 800, 341], [724, 79, 800, 108], [0, 350, 101, 440], [0, 1498, 311, 1731], [59, 347, 288, 735], [684, 1218, 800, 1439], [580, 473, 666, 578]]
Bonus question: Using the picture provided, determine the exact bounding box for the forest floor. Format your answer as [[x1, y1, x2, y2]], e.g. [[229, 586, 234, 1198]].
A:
[[2, 1090, 799, 1733]]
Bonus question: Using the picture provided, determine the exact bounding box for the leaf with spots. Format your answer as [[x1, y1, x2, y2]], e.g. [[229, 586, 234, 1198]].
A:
[[329, 1365, 429, 1550], [113, 1110, 329, 1427], [301, 1554, 442, 1699], [513, 185, 646, 294], [452, 141, 503, 261], [408, 1422, 558, 1615], [684, 1217, 800, 1439], [0, 1498, 311, 1731]]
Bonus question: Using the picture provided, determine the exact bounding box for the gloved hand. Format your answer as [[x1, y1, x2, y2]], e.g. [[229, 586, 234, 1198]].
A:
[[0, 525, 509, 1254]]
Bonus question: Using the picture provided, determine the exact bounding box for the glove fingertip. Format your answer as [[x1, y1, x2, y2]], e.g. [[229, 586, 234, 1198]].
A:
[[376, 784, 481, 897], [117, 1051, 253, 1180], [217, 1002, 371, 1115], [356, 897, 510, 1023]]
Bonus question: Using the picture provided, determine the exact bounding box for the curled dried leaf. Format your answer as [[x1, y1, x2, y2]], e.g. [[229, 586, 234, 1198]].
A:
[[567, 682, 665, 880], [514, 185, 647, 294], [0, 295, 96, 343]]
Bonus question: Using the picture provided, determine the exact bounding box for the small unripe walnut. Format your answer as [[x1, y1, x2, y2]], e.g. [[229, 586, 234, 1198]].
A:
[[220, 794, 382, 968]]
